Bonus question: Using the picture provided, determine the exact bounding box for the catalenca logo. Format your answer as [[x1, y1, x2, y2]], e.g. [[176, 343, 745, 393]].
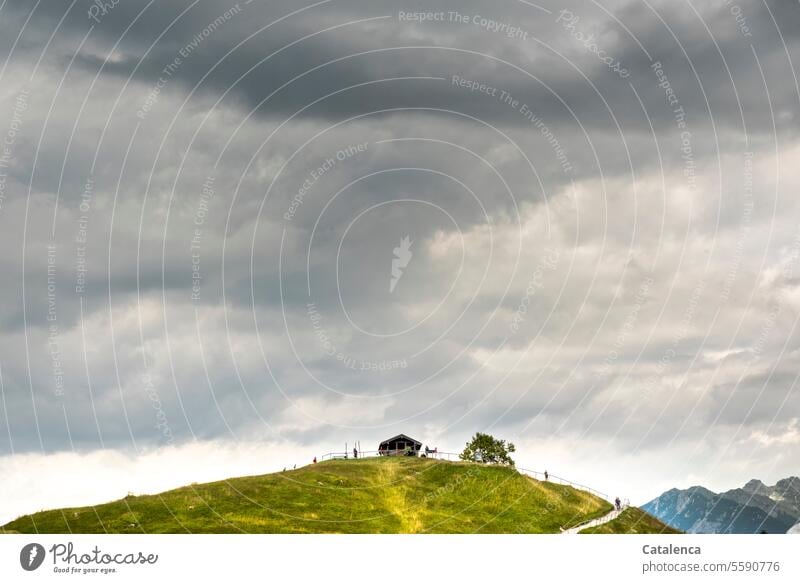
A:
[[390, 235, 413, 293], [19, 543, 46, 571]]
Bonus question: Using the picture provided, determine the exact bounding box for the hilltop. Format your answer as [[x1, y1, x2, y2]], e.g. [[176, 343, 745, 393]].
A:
[[2, 457, 672, 534]]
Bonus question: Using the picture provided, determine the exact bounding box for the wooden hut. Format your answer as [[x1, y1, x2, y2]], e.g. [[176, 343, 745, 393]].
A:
[[378, 434, 422, 456]]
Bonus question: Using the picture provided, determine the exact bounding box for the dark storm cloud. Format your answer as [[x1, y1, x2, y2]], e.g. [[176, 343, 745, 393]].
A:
[[4, 0, 797, 137], [0, 0, 798, 492]]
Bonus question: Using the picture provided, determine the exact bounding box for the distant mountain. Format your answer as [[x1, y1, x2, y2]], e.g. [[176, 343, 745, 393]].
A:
[[642, 477, 800, 533]]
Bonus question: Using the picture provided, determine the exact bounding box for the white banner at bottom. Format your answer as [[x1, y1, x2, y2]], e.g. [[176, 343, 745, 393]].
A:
[[1, 534, 797, 582]]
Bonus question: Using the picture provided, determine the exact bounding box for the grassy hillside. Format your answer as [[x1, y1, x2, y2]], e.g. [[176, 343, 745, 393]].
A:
[[580, 507, 682, 534], [3, 457, 620, 534]]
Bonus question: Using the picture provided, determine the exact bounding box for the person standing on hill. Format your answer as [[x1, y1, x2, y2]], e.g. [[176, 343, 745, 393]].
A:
[[615, 497, 621, 511], [353, 447, 358, 459], [544, 470, 549, 481]]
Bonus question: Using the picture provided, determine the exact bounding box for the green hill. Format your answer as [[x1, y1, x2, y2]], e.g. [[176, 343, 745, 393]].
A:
[[1, 457, 672, 534]]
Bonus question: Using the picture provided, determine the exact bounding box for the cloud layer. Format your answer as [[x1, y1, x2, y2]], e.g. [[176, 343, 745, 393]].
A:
[[0, 0, 799, 506]]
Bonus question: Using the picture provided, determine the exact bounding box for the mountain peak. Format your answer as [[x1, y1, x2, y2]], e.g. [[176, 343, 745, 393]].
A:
[[685, 485, 716, 496], [742, 478, 766, 493], [775, 476, 800, 490], [644, 477, 800, 533]]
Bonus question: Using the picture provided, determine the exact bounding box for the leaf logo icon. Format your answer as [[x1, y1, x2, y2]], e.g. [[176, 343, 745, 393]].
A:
[[390, 235, 413, 293], [20, 543, 46, 571]]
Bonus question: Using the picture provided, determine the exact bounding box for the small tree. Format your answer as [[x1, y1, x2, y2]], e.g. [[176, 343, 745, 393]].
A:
[[460, 432, 516, 466]]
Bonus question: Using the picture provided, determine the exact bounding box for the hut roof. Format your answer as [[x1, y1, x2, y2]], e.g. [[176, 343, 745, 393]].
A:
[[379, 434, 421, 447]]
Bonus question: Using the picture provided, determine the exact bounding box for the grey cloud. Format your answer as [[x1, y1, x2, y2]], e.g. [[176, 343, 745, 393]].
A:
[[0, 0, 799, 503]]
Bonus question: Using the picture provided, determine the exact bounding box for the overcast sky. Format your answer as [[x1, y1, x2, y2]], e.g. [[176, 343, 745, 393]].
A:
[[0, 0, 799, 523]]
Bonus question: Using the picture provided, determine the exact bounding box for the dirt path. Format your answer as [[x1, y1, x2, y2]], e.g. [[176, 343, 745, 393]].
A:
[[378, 462, 422, 533]]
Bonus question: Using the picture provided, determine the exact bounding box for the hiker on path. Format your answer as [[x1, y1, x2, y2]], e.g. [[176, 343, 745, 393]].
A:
[[544, 470, 549, 481], [313, 456, 317, 464], [353, 447, 358, 459], [615, 497, 621, 511]]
